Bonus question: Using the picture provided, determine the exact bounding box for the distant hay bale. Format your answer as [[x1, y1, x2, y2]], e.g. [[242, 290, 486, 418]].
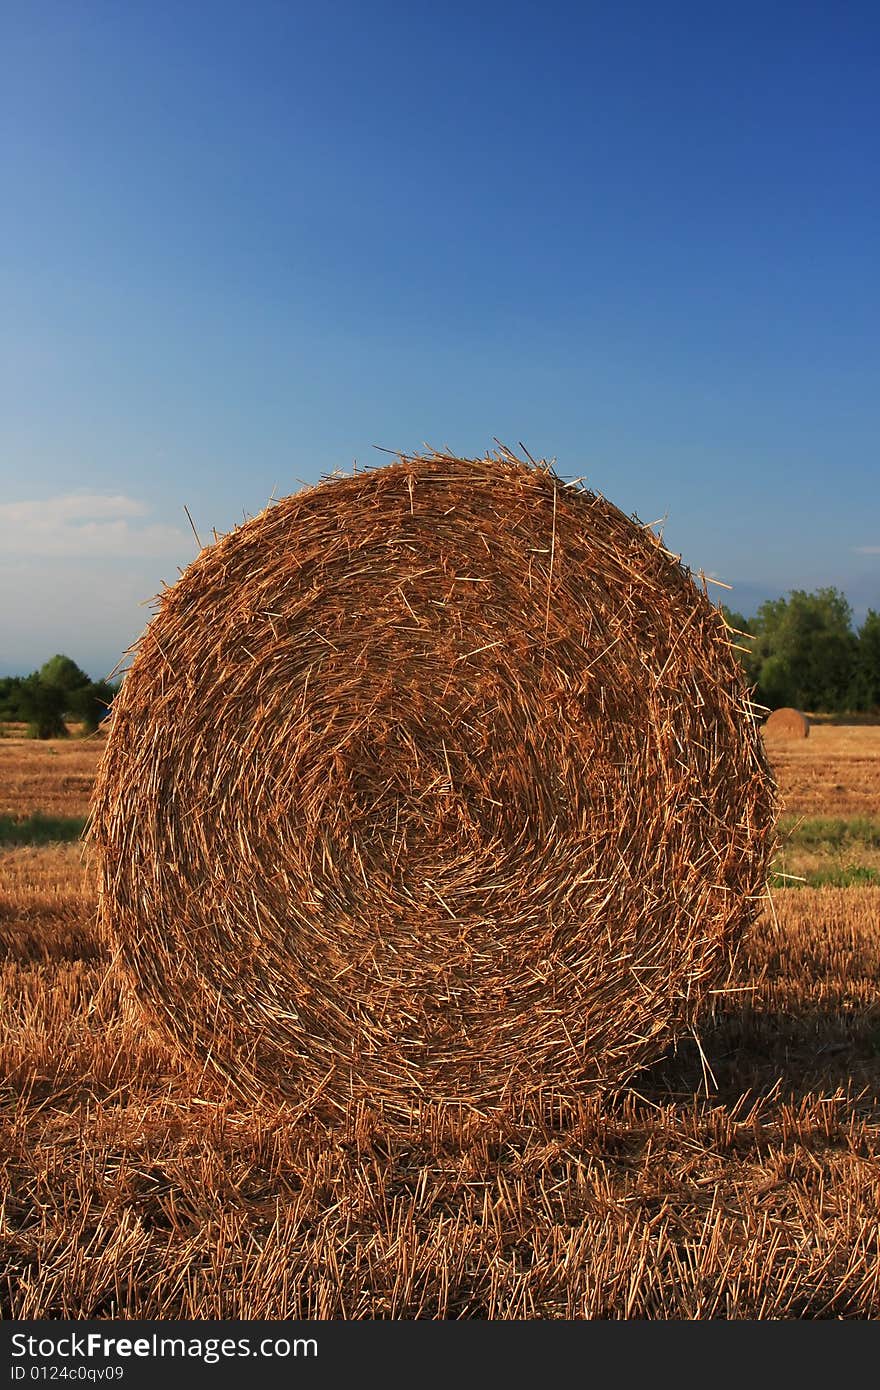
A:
[[91, 449, 777, 1119], [764, 707, 811, 739]]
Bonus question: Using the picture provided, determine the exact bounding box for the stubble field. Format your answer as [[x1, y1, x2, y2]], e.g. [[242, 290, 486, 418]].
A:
[[1, 725, 878, 1318]]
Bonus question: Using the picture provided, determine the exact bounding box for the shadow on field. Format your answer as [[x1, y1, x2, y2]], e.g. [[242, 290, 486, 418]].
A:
[[638, 1000, 880, 1105]]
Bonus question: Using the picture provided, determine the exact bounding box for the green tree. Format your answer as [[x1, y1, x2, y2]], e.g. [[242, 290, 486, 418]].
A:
[[67, 679, 116, 732], [852, 609, 880, 710], [750, 588, 857, 712], [9, 656, 114, 737], [19, 673, 68, 739], [0, 676, 26, 720], [38, 654, 91, 695]]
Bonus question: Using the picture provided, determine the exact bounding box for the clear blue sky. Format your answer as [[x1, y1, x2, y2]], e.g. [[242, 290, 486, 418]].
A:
[[2, 0, 878, 677]]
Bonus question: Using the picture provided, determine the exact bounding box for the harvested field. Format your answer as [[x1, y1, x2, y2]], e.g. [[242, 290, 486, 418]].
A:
[[1, 874, 878, 1318], [1, 722, 878, 1317], [1, 723, 878, 1317], [0, 736, 100, 820], [768, 723, 880, 819]]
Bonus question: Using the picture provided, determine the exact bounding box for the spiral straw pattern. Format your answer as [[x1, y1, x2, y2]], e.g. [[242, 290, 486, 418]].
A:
[[91, 449, 777, 1118]]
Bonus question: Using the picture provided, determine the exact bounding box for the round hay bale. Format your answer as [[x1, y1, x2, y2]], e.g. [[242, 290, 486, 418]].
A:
[[763, 707, 810, 739], [91, 449, 777, 1118]]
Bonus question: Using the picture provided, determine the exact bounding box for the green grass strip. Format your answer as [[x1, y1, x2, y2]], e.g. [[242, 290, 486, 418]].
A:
[[777, 816, 880, 850], [773, 864, 880, 889], [0, 813, 87, 846]]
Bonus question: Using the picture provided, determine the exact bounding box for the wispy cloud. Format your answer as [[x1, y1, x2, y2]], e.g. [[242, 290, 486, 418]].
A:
[[853, 545, 880, 555], [0, 494, 189, 558]]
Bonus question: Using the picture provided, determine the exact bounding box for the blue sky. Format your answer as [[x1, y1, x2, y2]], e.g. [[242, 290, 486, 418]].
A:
[[2, 1, 878, 677]]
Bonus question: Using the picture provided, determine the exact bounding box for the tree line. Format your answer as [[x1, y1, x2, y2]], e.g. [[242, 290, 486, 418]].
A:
[[723, 588, 879, 713], [0, 655, 117, 738]]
